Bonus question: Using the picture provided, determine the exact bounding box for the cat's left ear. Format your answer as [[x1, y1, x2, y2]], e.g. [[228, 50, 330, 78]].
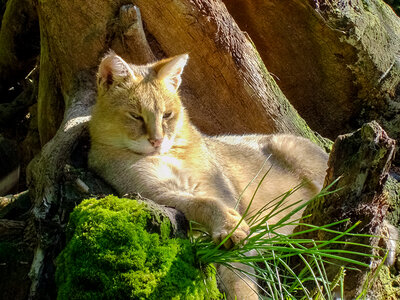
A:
[[97, 51, 138, 91], [154, 54, 188, 92]]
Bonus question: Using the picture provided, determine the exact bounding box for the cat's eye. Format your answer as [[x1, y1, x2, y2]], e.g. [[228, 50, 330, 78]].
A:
[[126, 112, 143, 121], [163, 112, 173, 119]]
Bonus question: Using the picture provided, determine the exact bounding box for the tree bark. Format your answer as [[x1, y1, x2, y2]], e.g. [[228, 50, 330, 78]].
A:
[[0, 219, 25, 238], [0, 0, 398, 299], [26, 4, 179, 298], [132, 0, 323, 143], [295, 121, 396, 299], [222, 0, 400, 142], [0, 0, 39, 98], [34, 0, 326, 146]]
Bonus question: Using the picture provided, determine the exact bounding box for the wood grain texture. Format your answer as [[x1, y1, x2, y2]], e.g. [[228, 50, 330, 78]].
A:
[[134, 0, 319, 141], [296, 121, 396, 299], [223, 0, 400, 141]]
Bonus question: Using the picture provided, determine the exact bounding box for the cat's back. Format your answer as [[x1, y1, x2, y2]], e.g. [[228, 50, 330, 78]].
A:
[[205, 133, 329, 192]]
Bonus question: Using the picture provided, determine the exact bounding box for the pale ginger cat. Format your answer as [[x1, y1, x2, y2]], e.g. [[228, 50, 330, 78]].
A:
[[88, 52, 328, 299]]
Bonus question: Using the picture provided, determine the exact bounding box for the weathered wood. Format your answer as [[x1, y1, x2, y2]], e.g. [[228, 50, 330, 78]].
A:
[[222, 0, 400, 142], [133, 0, 325, 145], [34, 0, 327, 147], [0, 219, 25, 238], [296, 121, 396, 299], [0, 0, 39, 98], [26, 72, 96, 299], [111, 5, 156, 64], [25, 5, 167, 299], [0, 190, 30, 219]]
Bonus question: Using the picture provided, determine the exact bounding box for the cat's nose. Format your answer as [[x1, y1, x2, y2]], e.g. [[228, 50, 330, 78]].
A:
[[148, 138, 163, 148]]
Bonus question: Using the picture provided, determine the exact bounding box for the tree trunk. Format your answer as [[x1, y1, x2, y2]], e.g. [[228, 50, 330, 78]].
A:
[[34, 0, 326, 147], [222, 0, 400, 142], [0, 0, 399, 299], [295, 121, 397, 299], [0, 0, 39, 98], [130, 0, 324, 141], [26, 2, 330, 295], [0, 219, 25, 238]]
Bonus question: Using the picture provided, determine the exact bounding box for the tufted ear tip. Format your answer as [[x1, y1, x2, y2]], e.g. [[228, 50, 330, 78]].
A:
[[176, 53, 189, 65], [153, 54, 189, 92], [97, 51, 137, 90]]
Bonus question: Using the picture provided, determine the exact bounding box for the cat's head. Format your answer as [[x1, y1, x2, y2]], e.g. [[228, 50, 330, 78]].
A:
[[90, 51, 189, 155]]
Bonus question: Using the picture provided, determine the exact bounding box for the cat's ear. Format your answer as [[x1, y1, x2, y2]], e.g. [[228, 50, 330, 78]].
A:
[[154, 54, 188, 92], [97, 51, 137, 90]]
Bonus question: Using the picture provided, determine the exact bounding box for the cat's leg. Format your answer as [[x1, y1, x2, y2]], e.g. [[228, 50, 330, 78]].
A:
[[218, 261, 258, 300], [158, 192, 250, 248], [103, 157, 251, 247], [132, 174, 250, 247], [121, 162, 249, 246]]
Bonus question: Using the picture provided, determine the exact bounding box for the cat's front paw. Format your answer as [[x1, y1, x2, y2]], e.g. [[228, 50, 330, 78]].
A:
[[212, 208, 250, 249]]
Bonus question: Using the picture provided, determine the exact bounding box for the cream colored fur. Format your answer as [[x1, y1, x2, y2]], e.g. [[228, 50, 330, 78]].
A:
[[89, 52, 329, 299]]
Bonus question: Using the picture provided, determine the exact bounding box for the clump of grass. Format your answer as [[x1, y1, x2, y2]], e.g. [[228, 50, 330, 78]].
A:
[[190, 180, 381, 300]]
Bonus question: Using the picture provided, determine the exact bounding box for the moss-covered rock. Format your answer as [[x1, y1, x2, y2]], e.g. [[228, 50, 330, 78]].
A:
[[56, 195, 221, 300]]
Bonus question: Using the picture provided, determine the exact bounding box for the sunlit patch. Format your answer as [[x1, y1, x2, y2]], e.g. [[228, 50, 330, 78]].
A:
[[64, 116, 91, 132], [124, 136, 155, 154], [215, 134, 262, 151], [159, 136, 175, 154]]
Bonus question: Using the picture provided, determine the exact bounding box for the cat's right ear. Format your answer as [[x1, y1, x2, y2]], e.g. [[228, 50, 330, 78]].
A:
[[97, 51, 137, 90]]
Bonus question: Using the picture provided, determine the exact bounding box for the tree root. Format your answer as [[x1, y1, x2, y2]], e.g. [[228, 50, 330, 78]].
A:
[[0, 219, 25, 238], [24, 5, 163, 299], [0, 0, 39, 97]]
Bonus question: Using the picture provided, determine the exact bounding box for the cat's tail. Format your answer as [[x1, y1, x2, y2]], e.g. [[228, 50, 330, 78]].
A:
[[259, 134, 329, 193]]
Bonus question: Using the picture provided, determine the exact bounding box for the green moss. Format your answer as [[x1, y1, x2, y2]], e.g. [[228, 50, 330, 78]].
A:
[[375, 265, 400, 299], [385, 176, 400, 228], [56, 195, 221, 300]]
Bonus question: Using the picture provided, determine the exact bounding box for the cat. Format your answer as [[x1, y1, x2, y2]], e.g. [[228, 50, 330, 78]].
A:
[[88, 51, 329, 299]]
